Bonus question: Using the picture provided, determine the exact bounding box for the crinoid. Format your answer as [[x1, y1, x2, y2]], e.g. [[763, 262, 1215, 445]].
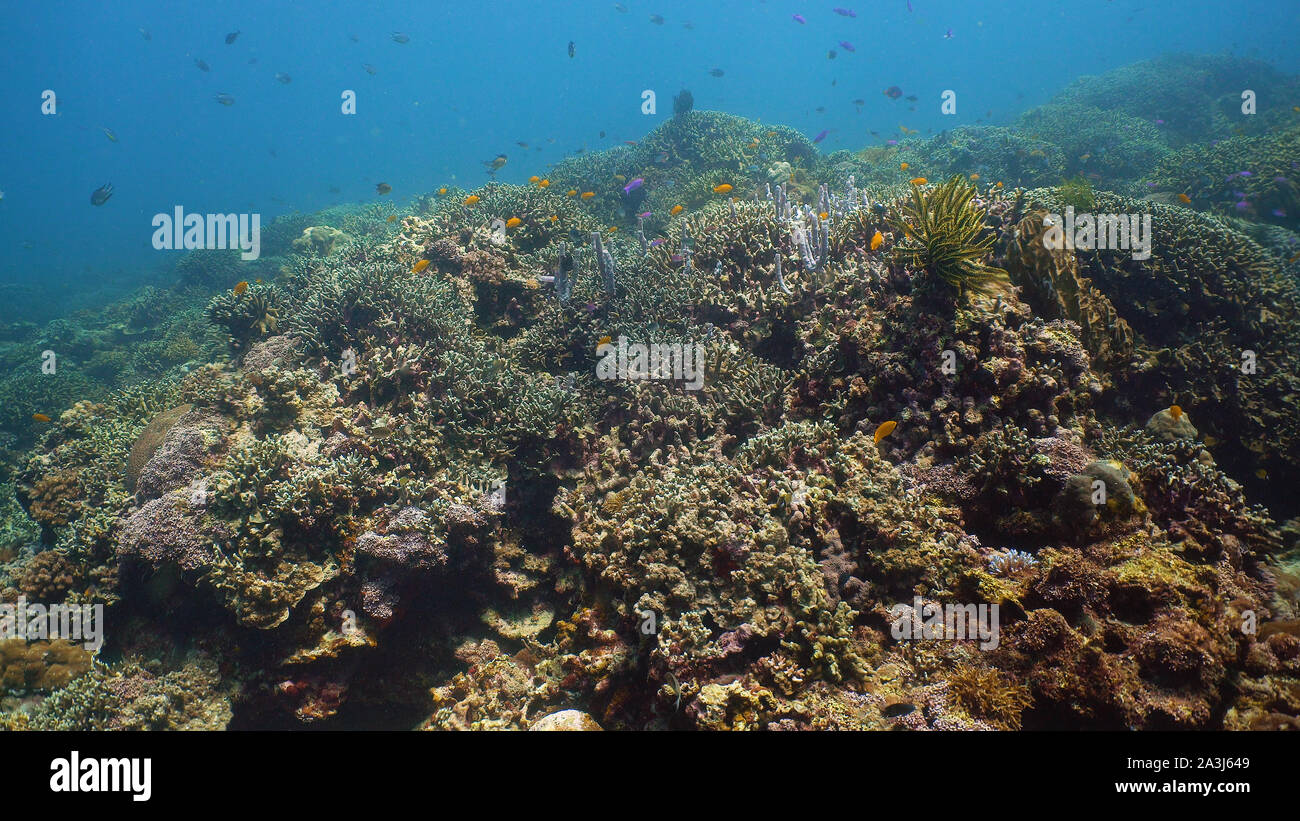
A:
[[889, 175, 1009, 298], [206, 283, 283, 350]]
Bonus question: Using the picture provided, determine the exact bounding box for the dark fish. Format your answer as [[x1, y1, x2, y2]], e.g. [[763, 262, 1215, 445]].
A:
[[852, 98, 865, 105], [195, 58, 210, 71], [349, 33, 359, 42], [813, 129, 829, 143], [516, 141, 529, 148], [839, 40, 855, 52], [391, 32, 410, 43], [328, 185, 341, 194], [649, 15, 665, 24], [884, 86, 903, 99], [568, 40, 575, 58], [599, 130, 606, 138], [214, 92, 235, 105], [815, 106, 825, 113], [905, 95, 918, 102], [881, 702, 915, 718], [833, 7, 857, 17], [138, 28, 151, 40], [376, 183, 392, 195], [225, 31, 240, 44], [827, 50, 836, 59], [90, 183, 113, 206], [275, 72, 291, 84], [709, 68, 724, 77], [363, 63, 377, 74]]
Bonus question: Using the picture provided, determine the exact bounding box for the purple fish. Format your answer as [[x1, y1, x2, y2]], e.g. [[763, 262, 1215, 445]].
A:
[[623, 177, 644, 194], [1146, 182, 1158, 187], [670, 253, 684, 263], [1155, 118, 1165, 125], [839, 40, 855, 52], [813, 129, 830, 143], [1274, 176, 1288, 183], [1238, 170, 1252, 177], [886, 139, 898, 145], [833, 7, 857, 17], [792, 14, 806, 23], [1273, 209, 1288, 218], [1226, 172, 1240, 181], [650, 238, 666, 247], [907, 0, 913, 11], [638, 210, 651, 218], [1235, 200, 1250, 210], [944, 28, 953, 39]]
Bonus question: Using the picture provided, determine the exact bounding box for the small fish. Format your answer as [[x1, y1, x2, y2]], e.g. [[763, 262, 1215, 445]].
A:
[[568, 41, 575, 58], [910, 177, 927, 185], [904, 95, 918, 102], [654, 151, 670, 164], [614, 174, 625, 182], [712, 183, 733, 194], [549, 215, 558, 223], [650, 238, 666, 247], [615, 3, 628, 12], [1238, 171, 1253, 177], [225, 31, 240, 45], [884, 86, 903, 99], [231, 280, 249, 297], [392, 32, 410, 43], [1273, 209, 1288, 218], [485, 154, 508, 173], [873, 420, 897, 443], [31, 413, 51, 423], [709, 68, 725, 77], [1169, 405, 1183, 420], [139, 28, 151, 40], [101, 126, 118, 142], [608, 226, 618, 232], [944, 28, 953, 39], [638, 210, 651, 218], [214, 93, 236, 105], [828, 50, 837, 60], [517, 141, 530, 149], [1178, 193, 1192, 204], [363, 63, 377, 75], [839, 41, 855, 52], [506, 217, 522, 228], [464, 195, 480, 205], [412, 259, 430, 274], [90, 183, 113, 205], [900, 162, 909, 171], [623, 177, 644, 194], [819, 211, 829, 219], [581, 191, 595, 199], [376, 182, 392, 195], [539, 180, 550, 188], [275, 73, 291, 84], [1256, 469, 1269, 480], [833, 7, 857, 17], [1235, 200, 1250, 211], [567, 189, 579, 197], [813, 129, 830, 143], [386, 215, 397, 223], [437, 187, 448, 195], [870, 230, 884, 250], [792, 14, 806, 24], [529, 175, 541, 184], [650, 15, 665, 25], [969, 173, 980, 181], [195, 58, 210, 71], [670, 204, 683, 215], [881, 702, 915, 718]]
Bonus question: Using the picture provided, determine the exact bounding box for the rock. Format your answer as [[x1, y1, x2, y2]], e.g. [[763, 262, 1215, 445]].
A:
[[529, 709, 602, 731], [1145, 407, 1197, 441], [126, 404, 193, 491]]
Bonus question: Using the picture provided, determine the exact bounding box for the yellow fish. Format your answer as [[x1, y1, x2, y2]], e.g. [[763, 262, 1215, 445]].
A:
[[529, 175, 540, 184], [437, 187, 448, 195], [910, 177, 928, 186], [1169, 405, 1183, 421], [873, 420, 897, 444], [549, 215, 558, 223], [386, 215, 397, 223], [713, 183, 733, 194], [1256, 468, 1269, 479], [464, 195, 480, 206], [670, 205, 683, 215], [608, 226, 618, 232], [233, 280, 248, 296], [870, 230, 884, 251], [581, 191, 595, 199], [32, 413, 51, 423], [567, 189, 579, 197], [411, 259, 430, 273], [614, 174, 626, 182], [539, 179, 550, 187], [506, 217, 522, 228], [900, 162, 909, 171]]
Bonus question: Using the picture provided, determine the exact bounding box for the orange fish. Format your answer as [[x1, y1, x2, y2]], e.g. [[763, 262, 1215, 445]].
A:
[[437, 187, 448, 195], [1169, 405, 1183, 421], [464, 195, 480, 206], [870, 230, 884, 251], [233, 280, 248, 296], [529, 175, 540, 184], [539, 179, 550, 187], [411, 259, 430, 273], [910, 177, 928, 186], [900, 162, 909, 171], [873, 420, 897, 444], [818, 211, 829, 220], [969, 173, 980, 181], [549, 215, 558, 223], [567, 189, 579, 197], [1178, 193, 1191, 204], [995, 181, 1004, 188], [31, 413, 51, 423], [506, 217, 522, 228], [608, 226, 618, 232], [581, 191, 595, 199], [670, 205, 683, 215], [713, 183, 733, 194]]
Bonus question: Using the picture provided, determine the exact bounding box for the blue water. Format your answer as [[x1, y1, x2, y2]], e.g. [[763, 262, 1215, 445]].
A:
[[1, 0, 1297, 313]]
